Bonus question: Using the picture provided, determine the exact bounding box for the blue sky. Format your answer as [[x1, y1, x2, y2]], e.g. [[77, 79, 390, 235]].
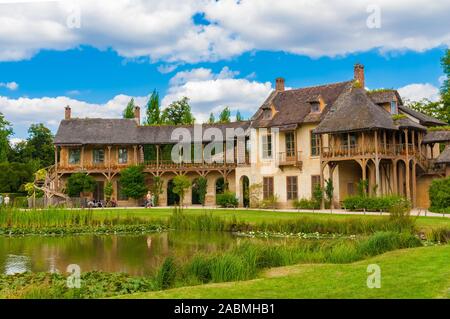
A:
[[0, 0, 448, 139]]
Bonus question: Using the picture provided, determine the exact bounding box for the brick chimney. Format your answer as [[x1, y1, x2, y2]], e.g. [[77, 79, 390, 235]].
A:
[[65, 105, 71, 120], [354, 63, 365, 89], [134, 106, 140, 125], [275, 77, 285, 91]]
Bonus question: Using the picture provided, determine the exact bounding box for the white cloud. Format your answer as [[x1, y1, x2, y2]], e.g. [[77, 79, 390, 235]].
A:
[[157, 64, 179, 74], [9, 137, 24, 146], [439, 75, 447, 86], [398, 83, 441, 102], [163, 66, 272, 122], [0, 81, 19, 90], [0, 0, 449, 62]]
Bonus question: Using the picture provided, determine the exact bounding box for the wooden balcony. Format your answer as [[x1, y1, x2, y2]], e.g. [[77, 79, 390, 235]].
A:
[[278, 151, 302, 170], [322, 143, 420, 160]]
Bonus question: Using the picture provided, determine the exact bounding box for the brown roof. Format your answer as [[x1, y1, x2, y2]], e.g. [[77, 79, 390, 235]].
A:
[[251, 81, 352, 128], [54, 119, 250, 145], [394, 117, 426, 131], [422, 130, 450, 144], [367, 90, 403, 105], [314, 88, 397, 134], [398, 105, 447, 126], [436, 145, 450, 164]]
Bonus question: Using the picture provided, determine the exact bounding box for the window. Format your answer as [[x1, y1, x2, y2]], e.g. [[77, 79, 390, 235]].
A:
[[311, 175, 321, 195], [341, 133, 357, 148], [68, 148, 81, 164], [390, 101, 397, 114], [263, 109, 271, 119], [93, 149, 105, 164], [310, 102, 320, 113], [263, 177, 274, 199], [285, 132, 295, 158], [262, 134, 272, 159], [310, 131, 320, 156], [117, 182, 128, 200], [118, 148, 128, 164], [286, 176, 298, 200]]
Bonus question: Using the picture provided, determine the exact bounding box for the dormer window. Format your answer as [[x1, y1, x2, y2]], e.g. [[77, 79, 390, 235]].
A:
[[310, 102, 320, 113], [390, 101, 397, 114], [263, 109, 272, 119]]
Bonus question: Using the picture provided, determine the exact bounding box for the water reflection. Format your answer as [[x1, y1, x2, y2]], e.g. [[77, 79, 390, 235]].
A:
[[0, 231, 254, 276]]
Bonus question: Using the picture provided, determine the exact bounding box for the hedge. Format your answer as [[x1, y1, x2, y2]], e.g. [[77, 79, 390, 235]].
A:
[[216, 192, 238, 208], [429, 177, 450, 213], [342, 196, 407, 212]]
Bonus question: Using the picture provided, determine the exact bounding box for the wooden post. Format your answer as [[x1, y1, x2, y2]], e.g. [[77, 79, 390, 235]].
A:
[[156, 145, 160, 168], [393, 160, 398, 195], [133, 145, 137, 164], [383, 130, 387, 155], [81, 146, 84, 169], [347, 133, 351, 156], [361, 132, 365, 155], [412, 161, 417, 207], [108, 146, 111, 171], [404, 129, 411, 201]]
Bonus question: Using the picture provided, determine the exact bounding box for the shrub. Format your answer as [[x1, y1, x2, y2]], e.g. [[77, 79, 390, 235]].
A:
[[66, 173, 96, 197], [119, 165, 148, 200], [342, 195, 406, 212], [193, 177, 207, 206], [357, 231, 421, 257], [172, 175, 191, 206], [216, 191, 238, 208], [429, 177, 450, 213], [151, 176, 163, 206], [104, 181, 113, 201], [429, 227, 450, 243], [293, 198, 319, 209], [260, 195, 279, 209]]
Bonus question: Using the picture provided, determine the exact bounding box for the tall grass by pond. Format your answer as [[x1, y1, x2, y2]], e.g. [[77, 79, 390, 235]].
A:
[[0, 231, 422, 298]]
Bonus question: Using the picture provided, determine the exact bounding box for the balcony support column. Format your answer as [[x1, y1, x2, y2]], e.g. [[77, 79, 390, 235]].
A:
[[392, 160, 398, 195], [133, 145, 137, 164], [320, 162, 326, 210], [108, 146, 111, 172], [361, 132, 365, 155], [347, 133, 350, 156], [412, 160, 417, 208], [81, 146, 84, 170], [156, 145, 160, 169], [404, 129, 411, 201]]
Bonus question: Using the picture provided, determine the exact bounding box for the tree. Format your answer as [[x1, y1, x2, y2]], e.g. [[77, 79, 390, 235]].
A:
[[119, 165, 148, 200], [218, 107, 231, 123], [161, 97, 195, 125], [0, 162, 35, 193], [441, 49, 450, 113], [325, 178, 334, 212], [145, 90, 161, 125], [235, 110, 243, 122], [407, 99, 450, 125], [312, 183, 323, 209], [104, 181, 114, 202], [151, 175, 164, 206], [208, 113, 215, 124], [172, 175, 190, 207], [0, 112, 13, 163], [65, 173, 96, 197], [26, 124, 54, 167], [194, 176, 207, 206], [123, 98, 136, 119]]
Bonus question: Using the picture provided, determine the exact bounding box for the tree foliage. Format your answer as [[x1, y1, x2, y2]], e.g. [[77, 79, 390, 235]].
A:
[[194, 176, 207, 205], [145, 90, 161, 125], [441, 49, 450, 113], [161, 97, 195, 125], [65, 173, 96, 197], [0, 112, 13, 163], [172, 175, 190, 206], [119, 165, 148, 199], [235, 110, 243, 122], [151, 175, 164, 206], [208, 113, 215, 124], [218, 107, 231, 123], [429, 177, 450, 213], [123, 98, 136, 119], [407, 99, 450, 125], [26, 124, 54, 167], [0, 162, 35, 193]]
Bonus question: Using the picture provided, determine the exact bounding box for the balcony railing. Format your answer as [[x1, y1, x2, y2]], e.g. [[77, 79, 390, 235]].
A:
[[322, 143, 420, 159], [278, 151, 302, 169]]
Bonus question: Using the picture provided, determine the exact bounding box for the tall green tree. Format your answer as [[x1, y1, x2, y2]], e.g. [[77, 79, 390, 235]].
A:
[[0, 112, 13, 163], [208, 112, 215, 124], [218, 107, 231, 123], [161, 97, 195, 125], [235, 110, 243, 121], [407, 99, 450, 125], [441, 49, 450, 114], [119, 165, 148, 199], [26, 123, 54, 167], [172, 175, 191, 207], [123, 98, 136, 119], [145, 90, 161, 125], [65, 173, 96, 197]]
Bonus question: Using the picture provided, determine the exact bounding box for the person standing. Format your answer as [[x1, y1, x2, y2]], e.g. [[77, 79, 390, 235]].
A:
[[0, 194, 3, 206], [146, 191, 152, 208], [4, 194, 10, 206]]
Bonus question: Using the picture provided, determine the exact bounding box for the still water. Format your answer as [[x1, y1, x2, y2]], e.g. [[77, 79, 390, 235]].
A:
[[0, 232, 269, 276]]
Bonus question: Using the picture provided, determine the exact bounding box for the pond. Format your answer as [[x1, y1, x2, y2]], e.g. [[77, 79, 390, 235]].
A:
[[0, 231, 290, 276]]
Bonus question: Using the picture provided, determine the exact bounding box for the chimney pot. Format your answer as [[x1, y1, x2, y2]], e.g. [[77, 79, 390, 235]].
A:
[[354, 63, 365, 89], [65, 105, 71, 120], [275, 77, 285, 91], [134, 106, 140, 125]]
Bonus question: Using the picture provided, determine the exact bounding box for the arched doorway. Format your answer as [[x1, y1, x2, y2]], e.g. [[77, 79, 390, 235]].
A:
[[240, 176, 250, 207], [215, 177, 226, 195], [167, 179, 180, 206], [191, 178, 201, 205]]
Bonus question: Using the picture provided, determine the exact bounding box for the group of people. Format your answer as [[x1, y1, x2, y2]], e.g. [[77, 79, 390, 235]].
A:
[[0, 194, 10, 206], [145, 191, 155, 208]]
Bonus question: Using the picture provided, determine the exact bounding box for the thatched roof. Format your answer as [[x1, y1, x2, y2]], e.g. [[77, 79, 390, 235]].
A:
[[314, 88, 397, 134], [422, 130, 450, 144], [394, 116, 426, 131], [436, 145, 450, 164], [54, 119, 250, 145], [367, 89, 404, 105], [398, 105, 446, 126], [251, 81, 352, 128]]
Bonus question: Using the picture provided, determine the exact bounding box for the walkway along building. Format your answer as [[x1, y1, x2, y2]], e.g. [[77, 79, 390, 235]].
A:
[[49, 64, 450, 208]]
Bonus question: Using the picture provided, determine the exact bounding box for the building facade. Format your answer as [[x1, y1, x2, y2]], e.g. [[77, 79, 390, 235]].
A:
[[48, 64, 450, 208]]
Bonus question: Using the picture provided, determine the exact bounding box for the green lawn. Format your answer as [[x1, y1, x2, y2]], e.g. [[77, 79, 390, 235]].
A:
[[118, 245, 450, 299], [89, 208, 450, 231]]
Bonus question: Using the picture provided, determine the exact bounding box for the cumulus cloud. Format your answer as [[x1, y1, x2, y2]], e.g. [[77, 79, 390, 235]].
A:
[[0, 81, 19, 90], [163, 66, 272, 122], [398, 83, 441, 102], [0, 0, 449, 62]]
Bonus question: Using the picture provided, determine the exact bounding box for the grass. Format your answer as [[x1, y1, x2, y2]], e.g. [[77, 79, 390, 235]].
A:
[[118, 244, 450, 299]]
